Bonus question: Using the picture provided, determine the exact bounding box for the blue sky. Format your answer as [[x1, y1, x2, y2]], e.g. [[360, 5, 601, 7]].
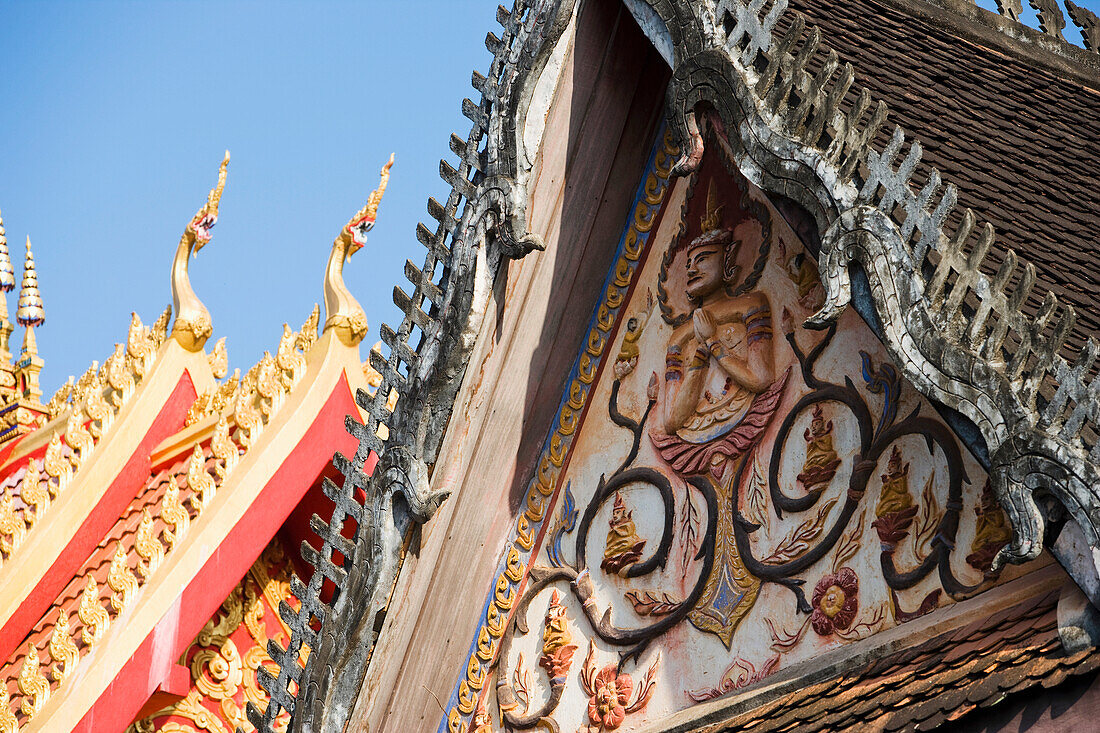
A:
[[1, 0, 1098, 398], [0, 1, 496, 397]]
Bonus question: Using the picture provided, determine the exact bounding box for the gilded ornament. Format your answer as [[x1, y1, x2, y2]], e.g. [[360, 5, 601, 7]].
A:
[[21, 458, 49, 527], [127, 312, 157, 379], [17, 642, 50, 718], [208, 337, 228, 380], [172, 152, 229, 352], [276, 324, 305, 391], [211, 370, 240, 417], [135, 508, 165, 579], [16, 236, 45, 327], [43, 433, 73, 492], [233, 379, 263, 451], [108, 541, 138, 614], [187, 446, 216, 514], [294, 304, 320, 355], [48, 609, 79, 684], [161, 474, 191, 549], [0, 685, 16, 733], [71, 362, 98, 411], [150, 305, 172, 349], [64, 411, 94, 467], [0, 489, 26, 557], [83, 374, 113, 439], [255, 352, 283, 422], [105, 342, 136, 408], [0, 208, 13, 291], [46, 375, 74, 419], [210, 417, 239, 481], [139, 542, 298, 733], [186, 391, 213, 427], [79, 576, 107, 647]]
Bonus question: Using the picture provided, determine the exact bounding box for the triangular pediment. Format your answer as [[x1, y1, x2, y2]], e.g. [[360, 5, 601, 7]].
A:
[[432, 116, 1063, 732]]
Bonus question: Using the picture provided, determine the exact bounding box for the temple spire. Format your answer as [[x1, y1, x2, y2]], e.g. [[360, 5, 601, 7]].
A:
[[16, 237, 44, 405], [17, 236, 44, 332], [0, 211, 14, 361]]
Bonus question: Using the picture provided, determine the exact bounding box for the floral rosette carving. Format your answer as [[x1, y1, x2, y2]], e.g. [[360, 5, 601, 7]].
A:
[[579, 642, 659, 732], [810, 567, 859, 636]]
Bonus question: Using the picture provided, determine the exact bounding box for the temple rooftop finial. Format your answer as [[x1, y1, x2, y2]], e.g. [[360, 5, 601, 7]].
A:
[[0, 211, 14, 364], [14, 235, 45, 408], [171, 151, 229, 352], [17, 236, 44, 332], [323, 154, 394, 346]]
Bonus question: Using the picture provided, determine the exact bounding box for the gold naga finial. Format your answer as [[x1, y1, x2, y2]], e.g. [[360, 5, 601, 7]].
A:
[[700, 178, 724, 233], [324, 155, 394, 346], [186, 150, 231, 250], [172, 151, 229, 352], [337, 153, 395, 256]]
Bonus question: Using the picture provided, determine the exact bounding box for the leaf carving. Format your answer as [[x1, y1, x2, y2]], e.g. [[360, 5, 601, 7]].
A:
[[766, 498, 838, 563], [625, 590, 681, 617]]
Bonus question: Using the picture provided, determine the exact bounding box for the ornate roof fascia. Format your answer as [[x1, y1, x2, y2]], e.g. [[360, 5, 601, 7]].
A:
[[256, 2, 581, 731], [14, 303, 369, 731], [623, 0, 1100, 598], [0, 312, 215, 664]]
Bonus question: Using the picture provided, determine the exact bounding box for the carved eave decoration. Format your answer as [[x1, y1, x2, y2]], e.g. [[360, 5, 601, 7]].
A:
[[613, 0, 1100, 596]]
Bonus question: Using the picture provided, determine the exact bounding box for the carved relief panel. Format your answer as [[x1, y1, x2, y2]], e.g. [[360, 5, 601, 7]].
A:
[[444, 119, 1040, 733]]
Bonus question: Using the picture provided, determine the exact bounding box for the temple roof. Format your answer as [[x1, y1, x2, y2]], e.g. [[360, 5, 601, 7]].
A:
[[781, 0, 1100, 360], [0, 153, 393, 731], [696, 585, 1099, 732]]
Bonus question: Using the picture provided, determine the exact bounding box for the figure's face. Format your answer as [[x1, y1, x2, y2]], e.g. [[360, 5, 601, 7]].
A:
[[685, 243, 724, 301]]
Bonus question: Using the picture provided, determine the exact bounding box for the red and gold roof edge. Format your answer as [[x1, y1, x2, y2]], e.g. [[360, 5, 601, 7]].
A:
[[0, 153, 394, 731]]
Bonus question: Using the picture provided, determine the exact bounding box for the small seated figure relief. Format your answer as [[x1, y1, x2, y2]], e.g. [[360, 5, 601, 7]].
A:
[[797, 404, 841, 492], [601, 492, 647, 576]]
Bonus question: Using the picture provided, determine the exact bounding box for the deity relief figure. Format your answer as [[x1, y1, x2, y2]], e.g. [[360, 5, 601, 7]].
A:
[[872, 446, 917, 546], [601, 492, 647, 575], [539, 590, 578, 681], [784, 250, 824, 310], [651, 176, 788, 647], [797, 404, 841, 492]]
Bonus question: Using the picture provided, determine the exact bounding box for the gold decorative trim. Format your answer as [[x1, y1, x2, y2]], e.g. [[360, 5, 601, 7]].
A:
[[445, 129, 677, 733]]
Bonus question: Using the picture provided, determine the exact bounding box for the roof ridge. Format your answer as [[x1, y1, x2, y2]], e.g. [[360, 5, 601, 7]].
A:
[[869, 0, 1100, 90]]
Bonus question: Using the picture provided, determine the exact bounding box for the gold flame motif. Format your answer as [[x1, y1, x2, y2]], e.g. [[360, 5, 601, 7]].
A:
[[700, 178, 724, 233]]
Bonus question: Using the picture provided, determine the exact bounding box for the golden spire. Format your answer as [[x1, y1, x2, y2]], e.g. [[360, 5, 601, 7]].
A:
[[0, 210, 13, 374], [0, 209, 16, 292], [12, 236, 46, 409], [700, 179, 724, 233], [324, 156, 393, 346], [17, 236, 44, 328]]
